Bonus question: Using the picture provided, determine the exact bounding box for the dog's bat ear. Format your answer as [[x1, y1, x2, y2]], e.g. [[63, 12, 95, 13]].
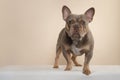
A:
[[84, 7, 95, 23], [62, 5, 71, 21]]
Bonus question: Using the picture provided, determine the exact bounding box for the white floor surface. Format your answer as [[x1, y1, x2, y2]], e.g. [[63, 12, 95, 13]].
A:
[[0, 65, 120, 80]]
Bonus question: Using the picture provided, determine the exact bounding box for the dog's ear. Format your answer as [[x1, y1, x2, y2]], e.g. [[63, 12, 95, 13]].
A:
[[84, 7, 95, 23], [62, 6, 71, 21]]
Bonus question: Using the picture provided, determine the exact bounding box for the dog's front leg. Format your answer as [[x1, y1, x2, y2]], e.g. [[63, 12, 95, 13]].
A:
[[83, 51, 93, 75], [62, 48, 72, 71]]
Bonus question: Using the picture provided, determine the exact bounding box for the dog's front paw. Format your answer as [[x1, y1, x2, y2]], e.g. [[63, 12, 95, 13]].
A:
[[64, 68, 71, 71], [64, 66, 72, 71], [75, 64, 82, 66], [53, 65, 59, 68], [83, 68, 91, 75]]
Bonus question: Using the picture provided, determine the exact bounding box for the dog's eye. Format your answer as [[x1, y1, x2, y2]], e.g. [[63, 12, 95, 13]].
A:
[[80, 20, 85, 25], [68, 20, 75, 24]]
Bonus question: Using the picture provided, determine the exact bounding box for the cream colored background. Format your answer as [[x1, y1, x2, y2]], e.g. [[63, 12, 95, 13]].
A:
[[0, 0, 120, 66]]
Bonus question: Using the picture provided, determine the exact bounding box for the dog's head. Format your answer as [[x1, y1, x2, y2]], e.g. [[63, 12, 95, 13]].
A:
[[62, 6, 95, 41]]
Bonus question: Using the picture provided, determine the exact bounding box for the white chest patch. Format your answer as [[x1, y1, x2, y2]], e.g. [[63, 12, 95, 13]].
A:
[[71, 45, 82, 56], [71, 44, 90, 56]]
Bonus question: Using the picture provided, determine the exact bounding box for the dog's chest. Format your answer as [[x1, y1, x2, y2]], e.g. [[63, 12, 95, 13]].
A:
[[71, 44, 90, 56]]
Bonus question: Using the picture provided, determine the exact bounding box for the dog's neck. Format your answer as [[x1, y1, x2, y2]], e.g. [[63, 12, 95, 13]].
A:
[[65, 30, 88, 47], [72, 33, 88, 48], [72, 40, 79, 46]]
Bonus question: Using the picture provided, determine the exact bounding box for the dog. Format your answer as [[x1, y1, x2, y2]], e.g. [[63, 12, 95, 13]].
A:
[[53, 5, 95, 75]]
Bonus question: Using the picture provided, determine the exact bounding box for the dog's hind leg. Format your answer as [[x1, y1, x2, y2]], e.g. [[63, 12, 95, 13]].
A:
[[71, 55, 82, 66]]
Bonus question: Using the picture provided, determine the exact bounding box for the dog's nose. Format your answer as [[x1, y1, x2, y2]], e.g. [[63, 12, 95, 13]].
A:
[[74, 25, 79, 29], [74, 25, 79, 32]]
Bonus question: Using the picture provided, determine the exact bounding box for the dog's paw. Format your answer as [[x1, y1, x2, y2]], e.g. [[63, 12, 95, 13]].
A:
[[75, 64, 82, 66], [64, 67, 72, 71], [64, 68, 71, 71], [53, 66, 59, 68], [83, 68, 91, 75]]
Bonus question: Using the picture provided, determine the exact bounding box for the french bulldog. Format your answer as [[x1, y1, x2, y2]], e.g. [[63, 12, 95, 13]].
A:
[[53, 5, 95, 75]]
